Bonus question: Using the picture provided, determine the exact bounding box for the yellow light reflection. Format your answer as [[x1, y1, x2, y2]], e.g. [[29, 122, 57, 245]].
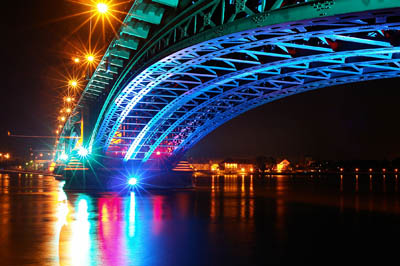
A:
[[54, 181, 70, 266], [70, 198, 91, 265]]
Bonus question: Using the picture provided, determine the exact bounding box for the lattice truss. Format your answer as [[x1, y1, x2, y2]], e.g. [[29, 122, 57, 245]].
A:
[[62, 0, 307, 155], [94, 8, 400, 163]]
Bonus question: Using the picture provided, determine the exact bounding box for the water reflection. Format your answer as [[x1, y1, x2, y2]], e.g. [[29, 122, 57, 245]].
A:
[[2, 172, 400, 265], [209, 174, 255, 222], [71, 197, 92, 265], [128, 192, 136, 237]]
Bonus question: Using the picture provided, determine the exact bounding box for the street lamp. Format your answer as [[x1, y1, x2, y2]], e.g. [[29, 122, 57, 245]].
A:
[[97, 3, 108, 14], [86, 54, 95, 63], [69, 80, 78, 88]]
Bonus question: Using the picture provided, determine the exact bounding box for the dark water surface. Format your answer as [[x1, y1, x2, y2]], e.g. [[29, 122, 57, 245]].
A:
[[1, 172, 400, 265]]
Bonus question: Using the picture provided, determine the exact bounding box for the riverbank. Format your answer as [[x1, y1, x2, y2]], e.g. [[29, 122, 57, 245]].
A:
[[0, 168, 61, 177]]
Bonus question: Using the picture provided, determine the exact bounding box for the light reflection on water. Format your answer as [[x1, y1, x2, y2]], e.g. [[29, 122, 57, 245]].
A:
[[1, 172, 400, 265]]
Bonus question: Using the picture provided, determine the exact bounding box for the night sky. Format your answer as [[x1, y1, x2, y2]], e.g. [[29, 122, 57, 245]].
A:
[[1, 1, 400, 161]]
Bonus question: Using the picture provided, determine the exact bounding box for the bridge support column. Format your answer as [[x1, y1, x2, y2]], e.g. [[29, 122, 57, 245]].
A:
[[60, 160, 194, 191]]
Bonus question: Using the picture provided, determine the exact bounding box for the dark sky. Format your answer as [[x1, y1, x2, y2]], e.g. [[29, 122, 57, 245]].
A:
[[1, 1, 400, 161], [0, 1, 63, 155]]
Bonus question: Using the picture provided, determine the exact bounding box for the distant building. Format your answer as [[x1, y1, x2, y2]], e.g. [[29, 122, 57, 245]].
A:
[[275, 159, 291, 172], [190, 158, 254, 174]]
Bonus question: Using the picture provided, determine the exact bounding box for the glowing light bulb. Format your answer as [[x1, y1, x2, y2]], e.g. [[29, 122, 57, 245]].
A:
[[78, 147, 88, 157], [60, 153, 68, 161], [128, 177, 137, 186], [97, 3, 108, 14], [86, 54, 94, 63], [74, 57, 80, 63], [69, 80, 78, 87]]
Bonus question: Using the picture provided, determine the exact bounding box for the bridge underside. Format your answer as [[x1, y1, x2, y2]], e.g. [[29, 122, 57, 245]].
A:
[[90, 7, 400, 167]]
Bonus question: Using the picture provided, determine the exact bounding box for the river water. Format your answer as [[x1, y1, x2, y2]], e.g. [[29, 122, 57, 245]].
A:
[[1, 172, 400, 265]]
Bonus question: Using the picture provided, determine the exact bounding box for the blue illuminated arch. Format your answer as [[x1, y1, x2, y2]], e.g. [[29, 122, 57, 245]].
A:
[[87, 6, 400, 166]]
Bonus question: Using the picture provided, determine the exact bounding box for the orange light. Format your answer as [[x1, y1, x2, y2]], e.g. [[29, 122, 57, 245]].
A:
[[276, 159, 290, 173], [369, 168, 373, 172], [60, 116, 66, 122], [340, 168, 344, 172], [66, 108, 71, 113], [97, 3, 108, 14], [73, 57, 80, 63], [395, 169, 398, 172], [382, 168, 386, 172], [355, 168, 359, 172], [86, 54, 95, 63], [69, 80, 78, 87]]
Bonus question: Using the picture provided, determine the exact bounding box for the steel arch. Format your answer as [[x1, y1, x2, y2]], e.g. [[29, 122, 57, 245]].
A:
[[92, 7, 400, 165], [173, 71, 400, 159]]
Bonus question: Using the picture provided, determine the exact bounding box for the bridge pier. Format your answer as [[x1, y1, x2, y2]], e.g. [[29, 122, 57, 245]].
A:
[[58, 160, 194, 191]]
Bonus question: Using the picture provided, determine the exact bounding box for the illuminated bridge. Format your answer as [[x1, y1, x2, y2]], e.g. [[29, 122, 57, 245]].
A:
[[56, 0, 400, 187]]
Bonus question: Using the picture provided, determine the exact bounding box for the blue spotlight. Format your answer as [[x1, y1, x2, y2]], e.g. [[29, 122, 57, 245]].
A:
[[78, 147, 89, 157], [128, 177, 137, 186], [59, 153, 68, 161]]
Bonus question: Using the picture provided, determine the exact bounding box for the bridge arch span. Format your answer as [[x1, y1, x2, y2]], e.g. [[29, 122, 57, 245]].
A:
[[84, 3, 400, 167]]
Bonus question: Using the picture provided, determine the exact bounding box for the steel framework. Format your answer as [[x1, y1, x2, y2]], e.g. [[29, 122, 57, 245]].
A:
[[57, 0, 400, 169]]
